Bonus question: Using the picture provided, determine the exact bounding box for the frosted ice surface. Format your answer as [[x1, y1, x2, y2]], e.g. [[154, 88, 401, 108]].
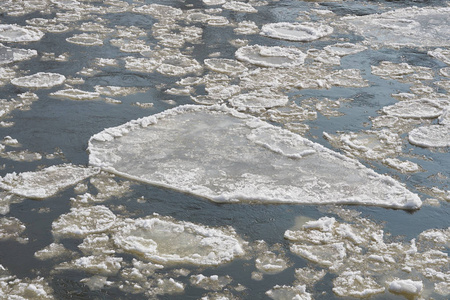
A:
[[222, 1, 257, 13], [113, 215, 246, 266], [52, 205, 117, 239], [343, 6, 450, 48], [88, 105, 421, 209], [429, 48, 450, 65], [266, 284, 312, 300], [408, 125, 450, 147], [0, 216, 26, 242], [50, 88, 101, 100], [324, 43, 367, 56], [235, 45, 306, 68], [0, 164, 99, 199], [260, 22, 333, 42], [229, 89, 289, 110], [11, 72, 66, 89], [0, 44, 37, 65], [333, 271, 385, 297], [204, 58, 247, 75], [0, 24, 44, 42], [382, 99, 445, 119], [388, 279, 423, 295]]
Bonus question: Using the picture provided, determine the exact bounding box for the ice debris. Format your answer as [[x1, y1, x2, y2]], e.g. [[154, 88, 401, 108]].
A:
[[0, 265, 54, 299], [0, 216, 27, 243], [0, 164, 99, 199], [235, 45, 306, 68], [260, 22, 333, 42], [11, 72, 66, 89], [89, 105, 421, 209]]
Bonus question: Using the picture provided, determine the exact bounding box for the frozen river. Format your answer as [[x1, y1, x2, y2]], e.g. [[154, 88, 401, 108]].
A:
[[0, 0, 448, 299]]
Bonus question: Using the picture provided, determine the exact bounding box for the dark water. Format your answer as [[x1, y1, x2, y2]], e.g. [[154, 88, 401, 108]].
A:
[[0, 0, 448, 299]]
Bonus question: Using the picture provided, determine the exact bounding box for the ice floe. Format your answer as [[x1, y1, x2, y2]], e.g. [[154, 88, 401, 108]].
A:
[[190, 274, 232, 291], [66, 33, 104, 46], [204, 58, 247, 75], [388, 279, 423, 296], [0, 216, 27, 243], [408, 125, 450, 147], [0, 44, 37, 65], [343, 6, 450, 48], [382, 99, 446, 119], [235, 45, 306, 68], [112, 214, 246, 266], [50, 88, 101, 100], [0, 24, 44, 42], [332, 271, 385, 297], [260, 22, 333, 42], [429, 48, 450, 65], [222, 1, 257, 13], [11, 72, 66, 89], [89, 105, 421, 209], [324, 42, 367, 56], [0, 164, 99, 199], [266, 284, 312, 300], [0, 265, 54, 299], [229, 88, 288, 110]]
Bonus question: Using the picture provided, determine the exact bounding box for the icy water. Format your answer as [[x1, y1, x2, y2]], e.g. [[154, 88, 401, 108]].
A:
[[0, 0, 449, 299]]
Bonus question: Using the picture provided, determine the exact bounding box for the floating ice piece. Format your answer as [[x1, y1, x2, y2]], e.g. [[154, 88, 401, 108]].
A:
[[88, 105, 421, 209], [333, 271, 385, 297], [204, 58, 247, 75], [388, 279, 423, 296], [382, 158, 422, 173], [0, 265, 54, 299], [56, 255, 123, 276], [34, 243, 73, 260], [52, 205, 117, 239], [235, 45, 306, 68], [343, 6, 450, 48], [408, 125, 450, 147], [290, 243, 346, 269], [234, 21, 259, 35], [0, 217, 26, 242], [203, 0, 226, 5], [254, 241, 290, 274], [0, 164, 99, 199], [50, 88, 101, 100], [266, 284, 312, 300], [324, 42, 367, 56], [11, 72, 66, 89], [382, 99, 445, 119], [66, 33, 103, 46], [113, 215, 246, 266], [229, 88, 288, 110], [222, 1, 257, 13], [429, 48, 450, 65], [295, 268, 326, 286], [0, 44, 37, 65], [0, 24, 44, 42], [190, 274, 232, 291], [132, 4, 183, 19], [260, 22, 333, 42]]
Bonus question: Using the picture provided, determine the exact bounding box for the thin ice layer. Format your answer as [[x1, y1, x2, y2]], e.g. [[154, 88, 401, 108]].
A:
[[0, 164, 99, 199], [89, 105, 421, 209]]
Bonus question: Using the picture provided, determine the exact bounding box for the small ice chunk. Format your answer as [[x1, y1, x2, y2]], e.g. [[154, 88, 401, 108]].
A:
[[0, 164, 99, 199], [0, 44, 37, 65], [204, 58, 247, 75], [190, 274, 232, 291], [11, 72, 66, 89], [66, 33, 103, 46], [113, 215, 246, 266], [229, 88, 289, 110], [324, 43, 367, 56], [56, 255, 123, 276], [235, 45, 306, 68], [266, 284, 312, 300], [52, 205, 117, 239], [0, 217, 26, 242], [260, 22, 333, 42], [429, 48, 450, 65], [80, 275, 111, 291], [388, 279, 423, 296], [408, 125, 450, 147], [34, 243, 73, 260], [333, 271, 385, 297], [382, 99, 444, 119], [222, 1, 257, 13], [0, 24, 44, 42], [50, 88, 101, 100]]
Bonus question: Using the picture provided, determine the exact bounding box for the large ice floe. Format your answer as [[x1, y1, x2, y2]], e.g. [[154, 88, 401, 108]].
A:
[[89, 105, 421, 209], [0, 164, 99, 199], [343, 6, 450, 48], [260, 22, 333, 42]]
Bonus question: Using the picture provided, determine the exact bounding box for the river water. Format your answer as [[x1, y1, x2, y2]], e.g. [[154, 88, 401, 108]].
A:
[[0, 0, 448, 299]]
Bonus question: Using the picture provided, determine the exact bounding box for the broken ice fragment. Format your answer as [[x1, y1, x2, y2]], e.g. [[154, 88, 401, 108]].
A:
[[0, 164, 99, 199], [408, 125, 450, 147], [11, 72, 65, 89], [260, 22, 333, 42]]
